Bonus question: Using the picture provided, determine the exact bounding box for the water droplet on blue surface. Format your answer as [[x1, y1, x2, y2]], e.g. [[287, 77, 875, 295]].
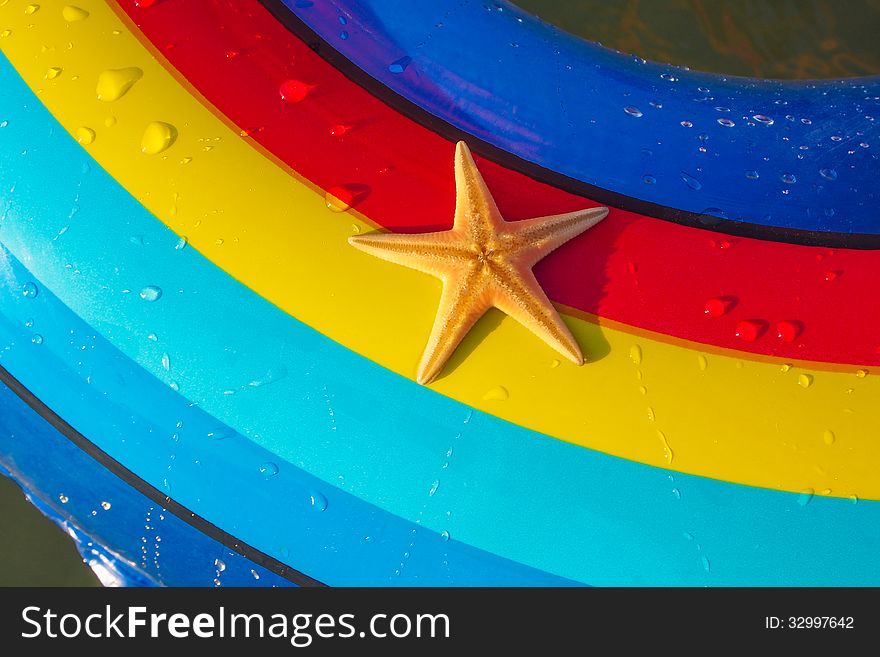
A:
[[819, 168, 838, 181], [717, 118, 735, 127], [309, 491, 328, 511], [259, 462, 279, 478], [752, 114, 774, 125], [623, 105, 643, 117], [388, 56, 411, 74], [781, 173, 797, 184], [680, 171, 702, 190]]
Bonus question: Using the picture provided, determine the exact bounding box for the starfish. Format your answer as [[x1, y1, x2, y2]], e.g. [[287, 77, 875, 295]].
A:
[[349, 141, 608, 384]]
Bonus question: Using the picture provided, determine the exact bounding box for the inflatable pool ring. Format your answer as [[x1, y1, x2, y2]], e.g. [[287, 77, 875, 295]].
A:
[[0, 0, 878, 586]]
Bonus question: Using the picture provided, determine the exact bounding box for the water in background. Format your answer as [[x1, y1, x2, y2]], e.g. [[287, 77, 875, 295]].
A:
[[516, 0, 880, 79], [2, 0, 878, 586]]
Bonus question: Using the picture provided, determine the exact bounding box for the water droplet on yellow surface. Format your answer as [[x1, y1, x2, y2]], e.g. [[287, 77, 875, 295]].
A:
[[658, 431, 674, 464], [646, 407, 655, 422], [45, 67, 62, 80], [104, 115, 117, 128], [856, 369, 868, 378], [75, 126, 95, 144], [797, 373, 813, 388], [96, 67, 143, 102], [325, 189, 351, 212], [141, 121, 177, 154], [697, 355, 708, 370], [0, 30, 12, 38], [638, 385, 647, 395], [550, 359, 560, 369], [62, 5, 88, 21], [482, 386, 509, 401], [629, 344, 642, 365], [780, 363, 791, 373], [822, 429, 835, 445], [25, 4, 39, 14]]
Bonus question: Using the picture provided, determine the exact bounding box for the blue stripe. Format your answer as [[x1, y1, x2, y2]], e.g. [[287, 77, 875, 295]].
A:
[[2, 53, 880, 585], [0, 382, 295, 587], [282, 0, 880, 234]]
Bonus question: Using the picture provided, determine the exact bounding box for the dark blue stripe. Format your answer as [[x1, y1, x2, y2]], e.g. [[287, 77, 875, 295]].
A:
[[281, 0, 880, 235], [0, 380, 295, 587]]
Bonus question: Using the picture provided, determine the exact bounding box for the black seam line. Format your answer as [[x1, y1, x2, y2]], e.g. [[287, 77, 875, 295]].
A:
[[257, 0, 880, 251], [0, 364, 325, 587]]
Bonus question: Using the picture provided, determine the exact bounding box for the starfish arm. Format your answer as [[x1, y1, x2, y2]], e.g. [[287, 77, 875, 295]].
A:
[[417, 268, 492, 384], [503, 206, 608, 267], [349, 231, 470, 278], [454, 141, 505, 241], [490, 264, 584, 365]]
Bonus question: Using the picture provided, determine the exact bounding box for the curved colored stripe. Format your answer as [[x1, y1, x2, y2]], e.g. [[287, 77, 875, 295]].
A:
[[1, 3, 878, 499], [113, 0, 880, 368], [0, 249, 565, 587], [277, 0, 880, 235], [0, 379, 296, 588], [2, 49, 880, 586]]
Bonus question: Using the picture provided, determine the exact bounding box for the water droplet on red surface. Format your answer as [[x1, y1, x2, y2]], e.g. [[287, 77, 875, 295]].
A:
[[735, 319, 767, 342], [279, 79, 314, 104], [325, 183, 369, 212], [225, 50, 240, 60], [134, 0, 159, 7], [776, 320, 803, 342], [704, 296, 736, 317], [824, 270, 840, 282], [330, 123, 352, 137]]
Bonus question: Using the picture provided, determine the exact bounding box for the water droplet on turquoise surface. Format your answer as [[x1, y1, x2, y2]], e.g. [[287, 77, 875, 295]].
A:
[[623, 105, 643, 118], [259, 462, 279, 478], [440, 530, 450, 542], [45, 67, 63, 80], [823, 430, 835, 445], [141, 121, 177, 155], [96, 67, 143, 102], [819, 168, 838, 181], [207, 427, 232, 440], [797, 488, 814, 506], [248, 366, 288, 387], [22, 282, 39, 298], [482, 386, 508, 401], [174, 235, 187, 250], [429, 480, 440, 497], [388, 56, 411, 74], [797, 373, 814, 388], [139, 285, 162, 301], [309, 491, 328, 512], [781, 173, 797, 184], [75, 126, 95, 144], [31, 334, 43, 345], [680, 171, 701, 190], [717, 118, 735, 127], [62, 6, 89, 21], [701, 556, 711, 573], [279, 79, 314, 104], [0, 120, 8, 127], [161, 352, 170, 371]]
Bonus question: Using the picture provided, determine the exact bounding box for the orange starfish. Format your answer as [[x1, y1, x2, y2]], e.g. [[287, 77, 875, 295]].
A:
[[349, 141, 608, 384]]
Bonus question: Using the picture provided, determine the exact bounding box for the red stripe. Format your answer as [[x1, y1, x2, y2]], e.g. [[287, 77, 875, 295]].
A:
[[118, 0, 880, 366]]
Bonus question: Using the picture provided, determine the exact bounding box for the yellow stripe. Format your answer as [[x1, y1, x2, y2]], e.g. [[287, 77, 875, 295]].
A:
[[1, 0, 878, 500]]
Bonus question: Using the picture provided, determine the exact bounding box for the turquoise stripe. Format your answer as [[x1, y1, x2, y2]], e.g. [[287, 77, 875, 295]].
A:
[[2, 53, 879, 584]]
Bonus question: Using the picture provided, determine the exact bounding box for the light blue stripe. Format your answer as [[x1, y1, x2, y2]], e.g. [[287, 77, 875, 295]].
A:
[[284, 0, 880, 234], [1, 52, 879, 584]]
